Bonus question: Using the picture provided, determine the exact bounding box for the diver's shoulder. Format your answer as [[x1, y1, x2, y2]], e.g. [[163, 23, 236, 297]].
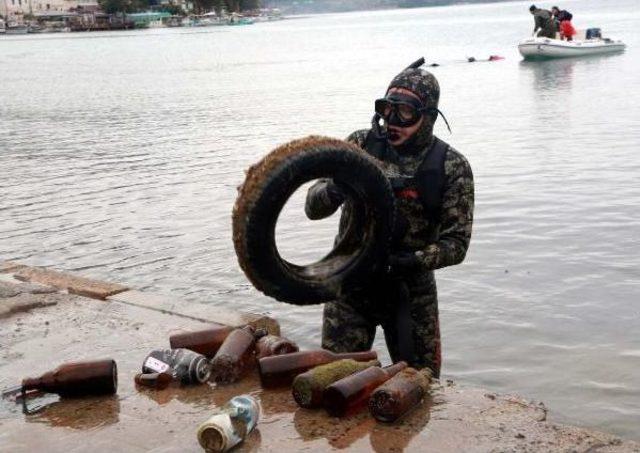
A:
[[345, 129, 371, 148], [435, 136, 473, 177]]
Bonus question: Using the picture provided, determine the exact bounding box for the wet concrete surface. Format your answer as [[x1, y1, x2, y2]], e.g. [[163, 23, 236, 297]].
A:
[[1, 266, 639, 453]]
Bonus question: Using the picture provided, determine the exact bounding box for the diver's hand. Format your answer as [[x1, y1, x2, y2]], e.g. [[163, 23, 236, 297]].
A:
[[388, 251, 423, 273], [305, 179, 346, 220], [325, 180, 346, 206]]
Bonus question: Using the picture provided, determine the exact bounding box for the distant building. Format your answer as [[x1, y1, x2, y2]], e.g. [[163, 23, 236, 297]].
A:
[[1, 0, 98, 19]]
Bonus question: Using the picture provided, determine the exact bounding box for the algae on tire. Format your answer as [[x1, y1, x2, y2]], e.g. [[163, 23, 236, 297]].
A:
[[232, 136, 395, 305]]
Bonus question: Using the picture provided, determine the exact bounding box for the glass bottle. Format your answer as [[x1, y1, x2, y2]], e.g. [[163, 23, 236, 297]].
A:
[[369, 367, 432, 422], [292, 359, 380, 408], [210, 325, 256, 384], [169, 325, 234, 358], [258, 349, 378, 388], [21, 359, 118, 397], [142, 348, 211, 385], [134, 372, 174, 390], [322, 362, 407, 417], [197, 394, 260, 452], [256, 334, 299, 359]]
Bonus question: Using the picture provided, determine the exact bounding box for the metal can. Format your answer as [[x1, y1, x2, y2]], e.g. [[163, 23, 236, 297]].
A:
[[142, 349, 211, 385], [197, 395, 260, 452]]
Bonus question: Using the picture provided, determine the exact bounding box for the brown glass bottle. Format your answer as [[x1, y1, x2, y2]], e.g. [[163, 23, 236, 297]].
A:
[[134, 372, 174, 390], [210, 325, 256, 384], [258, 349, 378, 388], [256, 334, 299, 359], [292, 359, 380, 408], [368, 367, 432, 422], [322, 362, 407, 417], [21, 359, 118, 398], [169, 325, 234, 358]]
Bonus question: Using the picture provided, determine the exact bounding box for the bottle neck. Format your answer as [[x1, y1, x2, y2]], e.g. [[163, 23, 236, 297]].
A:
[[21, 376, 43, 392], [335, 351, 378, 362], [383, 361, 408, 378], [419, 367, 434, 380]]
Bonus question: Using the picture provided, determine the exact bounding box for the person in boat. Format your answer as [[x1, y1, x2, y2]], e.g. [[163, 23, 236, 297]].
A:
[[304, 62, 475, 378], [529, 4, 556, 39], [551, 6, 573, 24], [551, 6, 576, 41]]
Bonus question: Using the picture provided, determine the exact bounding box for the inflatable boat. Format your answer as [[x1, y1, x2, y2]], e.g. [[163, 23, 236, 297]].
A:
[[518, 37, 626, 60]]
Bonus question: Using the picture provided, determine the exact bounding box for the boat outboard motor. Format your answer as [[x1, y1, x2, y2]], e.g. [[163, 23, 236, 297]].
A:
[[586, 28, 602, 39]]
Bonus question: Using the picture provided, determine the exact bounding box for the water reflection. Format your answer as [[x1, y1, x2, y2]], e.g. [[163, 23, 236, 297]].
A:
[[25, 395, 120, 430], [294, 408, 374, 449], [369, 397, 432, 452], [520, 53, 624, 94], [520, 59, 577, 93], [2, 0, 639, 439], [292, 396, 433, 451], [275, 180, 340, 266], [238, 428, 263, 452]]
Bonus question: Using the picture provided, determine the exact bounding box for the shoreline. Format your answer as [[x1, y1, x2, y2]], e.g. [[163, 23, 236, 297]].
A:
[[1, 260, 638, 452]]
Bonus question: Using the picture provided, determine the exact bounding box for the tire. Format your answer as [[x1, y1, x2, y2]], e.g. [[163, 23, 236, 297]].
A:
[[232, 136, 395, 305]]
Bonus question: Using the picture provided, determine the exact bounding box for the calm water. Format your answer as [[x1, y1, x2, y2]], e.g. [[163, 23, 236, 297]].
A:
[[2, 0, 639, 440]]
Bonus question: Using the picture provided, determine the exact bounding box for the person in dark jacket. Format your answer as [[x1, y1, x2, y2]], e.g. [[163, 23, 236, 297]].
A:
[[551, 6, 576, 41], [304, 64, 474, 377], [529, 4, 556, 39], [551, 6, 573, 23]]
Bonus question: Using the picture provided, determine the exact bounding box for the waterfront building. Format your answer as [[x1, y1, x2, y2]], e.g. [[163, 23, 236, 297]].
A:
[[1, 0, 97, 20]]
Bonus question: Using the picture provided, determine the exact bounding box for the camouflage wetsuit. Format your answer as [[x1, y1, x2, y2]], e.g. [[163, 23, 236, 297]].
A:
[[532, 8, 556, 39], [305, 68, 474, 377]]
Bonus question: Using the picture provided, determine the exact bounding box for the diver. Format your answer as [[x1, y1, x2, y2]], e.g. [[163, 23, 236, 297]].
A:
[[304, 59, 474, 377]]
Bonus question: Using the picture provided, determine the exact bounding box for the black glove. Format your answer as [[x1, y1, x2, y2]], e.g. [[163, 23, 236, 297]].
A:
[[325, 180, 346, 206], [388, 251, 422, 273]]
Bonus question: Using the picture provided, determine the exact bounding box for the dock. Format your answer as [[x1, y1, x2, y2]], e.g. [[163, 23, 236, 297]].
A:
[[1, 262, 637, 452]]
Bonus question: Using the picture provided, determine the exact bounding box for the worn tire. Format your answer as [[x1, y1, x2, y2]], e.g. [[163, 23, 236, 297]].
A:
[[232, 136, 395, 305]]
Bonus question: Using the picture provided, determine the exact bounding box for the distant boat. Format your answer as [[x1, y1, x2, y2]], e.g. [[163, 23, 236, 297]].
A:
[[27, 24, 44, 33], [227, 17, 254, 26], [5, 24, 29, 34], [519, 36, 626, 60], [227, 13, 254, 26]]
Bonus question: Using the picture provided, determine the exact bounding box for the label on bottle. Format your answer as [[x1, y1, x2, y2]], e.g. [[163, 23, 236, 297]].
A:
[[144, 356, 170, 373]]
